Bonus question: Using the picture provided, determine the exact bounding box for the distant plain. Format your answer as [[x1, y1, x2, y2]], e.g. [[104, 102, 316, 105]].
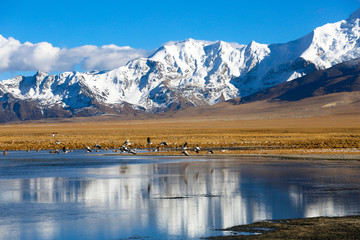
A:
[[1, 91, 360, 157]]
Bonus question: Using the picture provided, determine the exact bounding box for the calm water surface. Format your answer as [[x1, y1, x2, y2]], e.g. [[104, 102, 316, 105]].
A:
[[0, 151, 359, 239]]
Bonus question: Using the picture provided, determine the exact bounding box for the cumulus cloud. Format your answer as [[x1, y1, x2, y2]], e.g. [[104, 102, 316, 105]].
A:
[[0, 34, 150, 73]]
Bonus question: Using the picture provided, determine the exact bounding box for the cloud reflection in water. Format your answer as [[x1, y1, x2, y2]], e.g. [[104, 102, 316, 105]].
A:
[[0, 158, 359, 239]]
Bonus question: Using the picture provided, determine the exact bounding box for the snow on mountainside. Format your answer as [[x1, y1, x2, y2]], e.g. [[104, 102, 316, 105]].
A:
[[1, 9, 360, 121]]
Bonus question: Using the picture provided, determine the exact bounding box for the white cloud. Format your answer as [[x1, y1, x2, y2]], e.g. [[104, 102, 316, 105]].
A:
[[0, 34, 149, 73]]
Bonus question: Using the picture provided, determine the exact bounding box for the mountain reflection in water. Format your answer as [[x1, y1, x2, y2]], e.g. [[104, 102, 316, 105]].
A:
[[0, 154, 359, 240]]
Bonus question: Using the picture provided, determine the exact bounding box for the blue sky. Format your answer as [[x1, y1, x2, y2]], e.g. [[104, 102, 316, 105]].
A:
[[0, 0, 358, 80]]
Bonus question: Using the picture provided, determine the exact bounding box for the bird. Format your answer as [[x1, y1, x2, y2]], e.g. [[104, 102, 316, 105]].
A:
[[182, 150, 189, 156], [52, 132, 56, 138], [160, 141, 168, 147], [86, 146, 92, 152], [119, 145, 129, 152], [128, 149, 137, 155], [119, 145, 136, 154], [194, 146, 201, 153], [62, 147, 68, 153], [181, 142, 188, 150], [55, 140, 61, 145], [3, 150, 7, 155], [208, 150, 214, 154], [94, 144, 102, 149], [147, 137, 152, 145], [123, 139, 131, 146]]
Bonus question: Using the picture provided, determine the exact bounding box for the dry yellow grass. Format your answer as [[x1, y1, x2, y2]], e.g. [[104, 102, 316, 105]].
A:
[[0, 114, 360, 155]]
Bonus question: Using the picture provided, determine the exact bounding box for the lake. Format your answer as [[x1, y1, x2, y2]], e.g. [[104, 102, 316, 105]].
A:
[[0, 151, 359, 239]]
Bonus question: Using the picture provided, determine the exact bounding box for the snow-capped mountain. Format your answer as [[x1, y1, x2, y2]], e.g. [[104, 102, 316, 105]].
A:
[[0, 9, 360, 121]]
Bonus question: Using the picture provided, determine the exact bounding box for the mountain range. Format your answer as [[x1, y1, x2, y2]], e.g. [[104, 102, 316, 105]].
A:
[[0, 9, 360, 122]]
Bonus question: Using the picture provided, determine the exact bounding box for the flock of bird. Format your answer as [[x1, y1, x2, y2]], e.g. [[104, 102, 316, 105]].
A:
[[83, 137, 213, 156], [3, 133, 216, 156]]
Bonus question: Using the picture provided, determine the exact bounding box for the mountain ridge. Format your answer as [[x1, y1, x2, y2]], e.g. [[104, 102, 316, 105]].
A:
[[228, 57, 360, 104]]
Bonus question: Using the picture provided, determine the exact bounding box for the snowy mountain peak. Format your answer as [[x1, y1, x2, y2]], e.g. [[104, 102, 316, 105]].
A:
[[35, 70, 48, 78], [248, 40, 262, 47], [300, 12, 360, 69]]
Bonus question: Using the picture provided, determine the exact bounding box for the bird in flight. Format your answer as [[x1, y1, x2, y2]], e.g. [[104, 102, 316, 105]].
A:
[[194, 146, 201, 153], [182, 150, 189, 156]]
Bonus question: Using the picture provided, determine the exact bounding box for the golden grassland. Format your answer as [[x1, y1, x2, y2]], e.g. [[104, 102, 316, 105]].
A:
[[1, 114, 360, 156]]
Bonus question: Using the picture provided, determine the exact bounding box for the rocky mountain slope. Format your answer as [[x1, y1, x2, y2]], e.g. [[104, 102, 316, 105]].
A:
[[229, 58, 360, 104], [0, 9, 360, 122]]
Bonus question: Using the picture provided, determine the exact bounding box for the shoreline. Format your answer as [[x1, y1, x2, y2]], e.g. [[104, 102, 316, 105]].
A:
[[97, 149, 360, 161], [3, 148, 360, 161], [204, 215, 360, 239], [131, 152, 360, 161]]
